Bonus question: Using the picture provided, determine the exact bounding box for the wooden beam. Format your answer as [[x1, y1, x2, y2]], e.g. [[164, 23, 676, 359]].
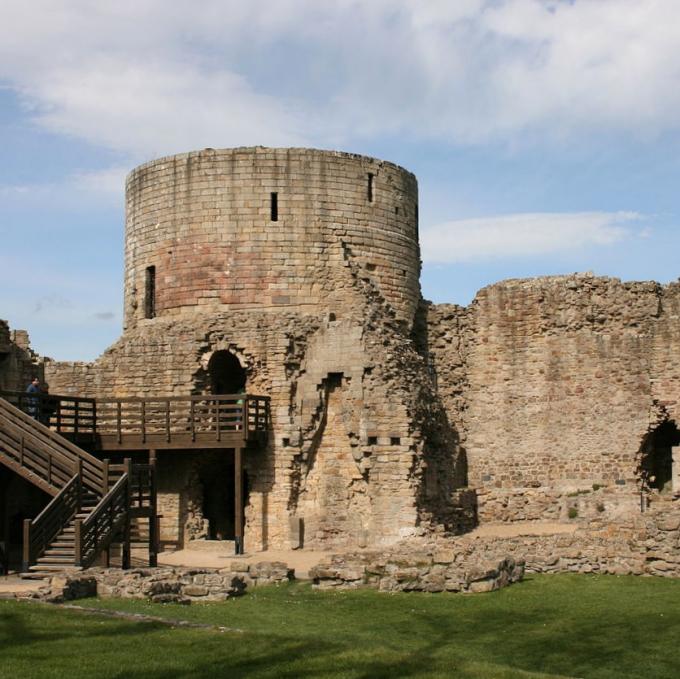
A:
[[235, 447, 243, 555], [149, 450, 158, 567]]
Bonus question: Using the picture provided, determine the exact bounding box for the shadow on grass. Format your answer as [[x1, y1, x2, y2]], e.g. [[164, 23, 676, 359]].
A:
[[4, 575, 680, 679]]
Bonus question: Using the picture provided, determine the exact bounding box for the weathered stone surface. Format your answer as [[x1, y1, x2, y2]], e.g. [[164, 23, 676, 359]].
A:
[[426, 275, 680, 526], [5, 147, 680, 582], [308, 544, 524, 593], [42, 147, 468, 553]]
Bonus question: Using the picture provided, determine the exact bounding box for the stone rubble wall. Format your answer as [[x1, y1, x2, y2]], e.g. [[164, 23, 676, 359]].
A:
[[456, 509, 680, 578], [0, 320, 43, 391], [38, 562, 293, 604], [426, 274, 680, 523], [309, 547, 524, 593]]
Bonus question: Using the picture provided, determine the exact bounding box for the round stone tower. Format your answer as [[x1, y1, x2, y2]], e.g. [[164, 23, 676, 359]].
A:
[[124, 147, 421, 330]]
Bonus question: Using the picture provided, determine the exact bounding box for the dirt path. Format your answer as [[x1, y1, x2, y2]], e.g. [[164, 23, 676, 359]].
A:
[[0, 575, 47, 597]]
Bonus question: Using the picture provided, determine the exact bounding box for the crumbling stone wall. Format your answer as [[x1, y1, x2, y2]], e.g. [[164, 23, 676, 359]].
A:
[[0, 320, 43, 391], [45, 147, 466, 552], [427, 274, 680, 523]]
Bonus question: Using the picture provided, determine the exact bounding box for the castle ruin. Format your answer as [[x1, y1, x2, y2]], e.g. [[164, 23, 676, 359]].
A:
[[2, 147, 680, 576]]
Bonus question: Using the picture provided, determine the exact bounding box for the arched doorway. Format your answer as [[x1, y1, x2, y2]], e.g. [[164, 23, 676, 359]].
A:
[[640, 420, 679, 493], [208, 351, 246, 395]]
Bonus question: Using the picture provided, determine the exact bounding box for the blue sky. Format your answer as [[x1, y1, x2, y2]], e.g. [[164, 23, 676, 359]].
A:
[[2, 0, 680, 361]]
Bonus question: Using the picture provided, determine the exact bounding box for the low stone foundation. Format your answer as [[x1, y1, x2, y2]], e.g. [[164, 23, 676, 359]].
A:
[[309, 547, 524, 593], [25, 562, 294, 604], [459, 512, 680, 577]]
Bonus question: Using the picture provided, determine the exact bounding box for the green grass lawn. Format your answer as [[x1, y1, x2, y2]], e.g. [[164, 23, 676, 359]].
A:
[[2, 574, 680, 678]]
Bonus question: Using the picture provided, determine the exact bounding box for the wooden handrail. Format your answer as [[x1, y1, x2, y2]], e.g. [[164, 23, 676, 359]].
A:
[[23, 474, 81, 570], [0, 397, 104, 495], [76, 473, 129, 568], [93, 394, 270, 445], [1, 391, 271, 453]]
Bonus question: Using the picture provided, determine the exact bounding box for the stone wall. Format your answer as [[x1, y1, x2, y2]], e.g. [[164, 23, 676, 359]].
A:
[[0, 320, 43, 392], [124, 147, 420, 330], [309, 548, 524, 593], [454, 504, 680, 577], [45, 147, 465, 553], [32, 562, 293, 604], [426, 274, 680, 523]]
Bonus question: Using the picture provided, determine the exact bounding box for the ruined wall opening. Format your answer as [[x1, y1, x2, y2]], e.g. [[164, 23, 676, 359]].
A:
[[640, 420, 679, 493], [198, 453, 249, 541], [208, 351, 246, 395]]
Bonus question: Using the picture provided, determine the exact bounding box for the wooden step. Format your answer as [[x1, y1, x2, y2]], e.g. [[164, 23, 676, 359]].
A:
[[29, 564, 81, 573], [44, 549, 75, 557], [37, 554, 77, 562]]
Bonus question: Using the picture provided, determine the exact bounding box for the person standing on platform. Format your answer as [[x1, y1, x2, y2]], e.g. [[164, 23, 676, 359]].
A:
[[25, 377, 41, 419]]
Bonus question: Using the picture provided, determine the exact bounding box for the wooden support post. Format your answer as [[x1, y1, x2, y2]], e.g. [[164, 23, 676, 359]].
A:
[[22, 519, 31, 572], [75, 458, 83, 506], [74, 519, 83, 567], [102, 458, 110, 493], [91, 399, 97, 444], [122, 458, 132, 569], [149, 450, 158, 567], [235, 447, 244, 555]]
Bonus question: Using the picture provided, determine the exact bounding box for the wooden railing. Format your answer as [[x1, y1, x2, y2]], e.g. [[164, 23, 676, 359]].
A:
[[0, 391, 269, 450], [75, 473, 129, 569], [0, 397, 105, 495], [109, 461, 154, 511], [22, 473, 80, 570], [95, 394, 270, 446], [0, 390, 96, 441]]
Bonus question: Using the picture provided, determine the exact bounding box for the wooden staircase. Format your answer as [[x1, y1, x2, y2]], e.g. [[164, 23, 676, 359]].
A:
[[28, 491, 100, 575], [0, 397, 138, 575]]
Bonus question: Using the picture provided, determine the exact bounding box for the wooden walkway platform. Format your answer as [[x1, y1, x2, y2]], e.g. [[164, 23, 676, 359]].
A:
[[0, 391, 270, 452]]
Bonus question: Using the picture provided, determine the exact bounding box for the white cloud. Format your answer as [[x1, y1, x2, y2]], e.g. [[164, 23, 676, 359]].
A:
[[421, 212, 643, 263], [1, 1, 680, 154], [70, 166, 128, 195], [0, 166, 127, 211]]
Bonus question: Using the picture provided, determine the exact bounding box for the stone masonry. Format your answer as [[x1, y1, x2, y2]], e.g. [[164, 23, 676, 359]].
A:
[[425, 273, 680, 524], [3, 146, 680, 573], [43, 147, 465, 553]]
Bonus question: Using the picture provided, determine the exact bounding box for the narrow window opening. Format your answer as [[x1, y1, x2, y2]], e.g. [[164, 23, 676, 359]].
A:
[[282, 438, 290, 448], [367, 173, 374, 202], [144, 266, 156, 319], [390, 436, 401, 446], [395, 206, 399, 215], [270, 192, 278, 221], [366, 263, 376, 272], [367, 436, 378, 446]]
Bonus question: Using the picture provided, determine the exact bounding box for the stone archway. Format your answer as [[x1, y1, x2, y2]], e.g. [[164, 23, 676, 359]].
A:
[[208, 351, 246, 395]]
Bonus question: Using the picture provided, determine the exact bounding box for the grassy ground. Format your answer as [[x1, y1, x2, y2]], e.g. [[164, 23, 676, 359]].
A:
[[1, 574, 680, 678]]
